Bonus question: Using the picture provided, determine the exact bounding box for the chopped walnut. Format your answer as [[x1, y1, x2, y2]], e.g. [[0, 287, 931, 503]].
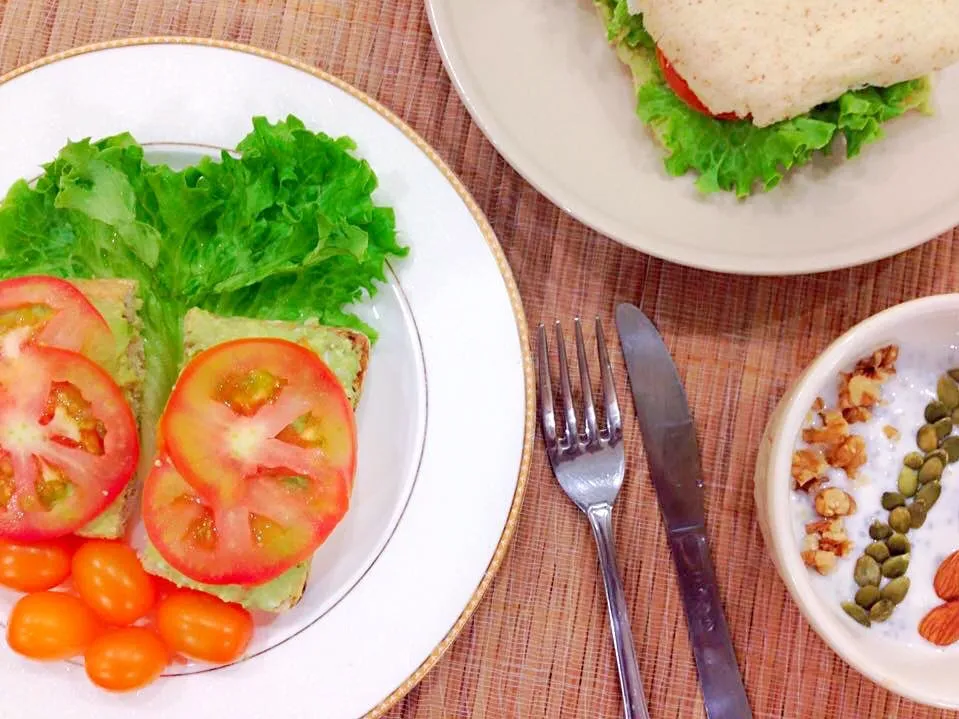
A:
[[792, 449, 827, 491], [803, 519, 854, 568], [837, 345, 899, 421], [839, 345, 899, 422], [840, 373, 883, 410], [855, 344, 899, 381], [814, 487, 858, 518], [802, 549, 838, 575], [802, 409, 849, 447], [819, 520, 854, 557], [842, 406, 872, 424], [883, 425, 900, 441], [826, 435, 867, 477]]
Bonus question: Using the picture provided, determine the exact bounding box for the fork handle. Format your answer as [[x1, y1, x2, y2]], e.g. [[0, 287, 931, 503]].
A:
[[587, 503, 651, 719]]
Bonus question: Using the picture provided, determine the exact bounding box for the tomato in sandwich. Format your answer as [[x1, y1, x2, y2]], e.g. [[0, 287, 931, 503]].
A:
[[0, 276, 113, 365], [656, 48, 741, 121], [0, 346, 139, 540], [144, 338, 356, 585]]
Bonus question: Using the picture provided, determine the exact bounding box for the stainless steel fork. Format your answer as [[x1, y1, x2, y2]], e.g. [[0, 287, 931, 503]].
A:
[[536, 318, 650, 719]]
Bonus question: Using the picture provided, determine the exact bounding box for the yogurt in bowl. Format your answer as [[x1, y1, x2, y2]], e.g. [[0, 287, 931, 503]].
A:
[[755, 295, 959, 709]]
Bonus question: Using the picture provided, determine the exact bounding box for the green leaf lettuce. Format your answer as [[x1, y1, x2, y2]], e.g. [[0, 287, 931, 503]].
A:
[[0, 115, 407, 420]]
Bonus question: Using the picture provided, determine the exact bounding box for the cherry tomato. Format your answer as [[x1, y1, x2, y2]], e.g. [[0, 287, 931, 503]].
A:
[[655, 48, 741, 121], [0, 537, 73, 592], [7, 591, 100, 660], [146, 338, 355, 585], [72, 540, 156, 625], [156, 589, 253, 664], [0, 346, 139, 540], [0, 276, 113, 365], [84, 626, 169, 692]]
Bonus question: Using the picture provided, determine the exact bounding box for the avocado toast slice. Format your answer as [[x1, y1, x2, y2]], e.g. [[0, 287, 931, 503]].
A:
[[140, 308, 369, 612], [69, 279, 146, 539]]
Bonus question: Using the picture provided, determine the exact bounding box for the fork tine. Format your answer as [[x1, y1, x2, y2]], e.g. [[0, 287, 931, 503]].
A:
[[596, 317, 622, 439], [536, 324, 558, 449], [554, 321, 579, 445], [574, 318, 599, 442]]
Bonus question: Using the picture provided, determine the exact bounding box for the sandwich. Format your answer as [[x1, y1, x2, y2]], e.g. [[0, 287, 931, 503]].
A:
[[596, 0, 959, 195], [139, 308, 369, 613], [0, 275, 144, 540]]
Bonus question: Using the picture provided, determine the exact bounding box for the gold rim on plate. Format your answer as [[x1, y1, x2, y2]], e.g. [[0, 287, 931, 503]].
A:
[[0, 36, 535, 719]]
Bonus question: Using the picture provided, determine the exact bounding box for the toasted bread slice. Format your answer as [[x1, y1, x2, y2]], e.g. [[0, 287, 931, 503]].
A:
[[69, 279, 145, 539], [140, 308, 370, 612]]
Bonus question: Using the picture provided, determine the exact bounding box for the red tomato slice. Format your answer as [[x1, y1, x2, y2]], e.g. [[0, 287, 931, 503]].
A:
[[143, 455, 348, 585], [655, 48, 741, 121], [0, 276, 113, 365], [0, 346, 139, 540], [146, 338, 356, 585]]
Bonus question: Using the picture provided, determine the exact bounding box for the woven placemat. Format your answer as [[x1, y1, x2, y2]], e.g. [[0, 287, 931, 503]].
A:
[[2, 2, 958, 717]]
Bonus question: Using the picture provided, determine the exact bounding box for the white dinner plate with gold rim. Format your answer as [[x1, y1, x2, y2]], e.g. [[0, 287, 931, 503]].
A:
[[0, 38, 533, 719], [425, 0, 959, 275]]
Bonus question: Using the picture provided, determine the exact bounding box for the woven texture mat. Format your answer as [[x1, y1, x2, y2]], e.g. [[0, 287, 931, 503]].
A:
[[2, 2, 958, 718]]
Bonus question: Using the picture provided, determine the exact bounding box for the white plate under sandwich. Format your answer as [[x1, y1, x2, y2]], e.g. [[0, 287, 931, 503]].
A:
[[0, 39, 533, 719], [425, 0, 959, 275]]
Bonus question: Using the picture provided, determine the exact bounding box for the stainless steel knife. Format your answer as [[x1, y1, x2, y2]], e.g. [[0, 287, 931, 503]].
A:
[[615, 302, 752, 719]]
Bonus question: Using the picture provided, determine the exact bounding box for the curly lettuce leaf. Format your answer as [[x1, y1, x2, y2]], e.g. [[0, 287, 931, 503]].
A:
[[598, 0, 933, 196], [0, 115, 407, 419]]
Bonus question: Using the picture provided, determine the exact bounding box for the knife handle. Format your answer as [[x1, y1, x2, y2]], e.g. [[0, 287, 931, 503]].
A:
[[669, 529, 753, 719], [587, 504, 651, 719]]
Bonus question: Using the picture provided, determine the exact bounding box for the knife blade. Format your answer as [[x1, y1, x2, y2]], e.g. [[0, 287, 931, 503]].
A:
[[615, 302, 752, 719]]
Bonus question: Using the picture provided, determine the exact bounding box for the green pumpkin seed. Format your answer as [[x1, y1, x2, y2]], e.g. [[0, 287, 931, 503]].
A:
[[881, 492, 907, 510], [881, 554, 910, 578], [917, 481, 942, 509], [939, 375, 959, 409], [865, 541, 891, 563], [869, 521, 892, 540], [889, 506, 912, 534], [909, 500, 929, 529], [936, 416, 954, 440], [843, 601, 871, 627], [926, 401, 950, 423], [926, 448, 950, 466], [949, 368, 959, 383], [886, 533, 910, 555], [919, 456, 945, 484], [918, 424, 940, 453], [880, 576, 911, 605], [898, 467, 919, 497], [952, 406, 959, 425], [869, 598, 896, 623], [855, 555, 882, 586], [904, 451, 926, 470], [942, 436, 959, 463], [855, 585, 881, 609]]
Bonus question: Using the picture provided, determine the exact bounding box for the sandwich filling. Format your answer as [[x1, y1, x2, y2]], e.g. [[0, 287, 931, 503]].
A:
[[601, 0, 938, 195]]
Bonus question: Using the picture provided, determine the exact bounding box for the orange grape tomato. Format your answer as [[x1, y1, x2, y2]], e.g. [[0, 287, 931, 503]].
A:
[[72, 540, 155, 625], [84, 626, 169, 692], [7, 591, 100, 660], [156, 589, 253, 664], [0, 537, 74, 592]]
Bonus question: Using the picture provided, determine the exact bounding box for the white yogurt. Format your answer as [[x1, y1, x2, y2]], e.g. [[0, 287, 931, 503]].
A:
[[791, 343, 959, 651]]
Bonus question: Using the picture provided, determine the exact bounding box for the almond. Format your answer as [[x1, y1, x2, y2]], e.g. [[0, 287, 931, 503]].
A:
[[934, 551, 959, 601], [919, 601, 959, 646]]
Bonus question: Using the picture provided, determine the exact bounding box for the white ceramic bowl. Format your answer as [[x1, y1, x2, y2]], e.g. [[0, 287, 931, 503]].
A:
[[754, 294, 959, 709]]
